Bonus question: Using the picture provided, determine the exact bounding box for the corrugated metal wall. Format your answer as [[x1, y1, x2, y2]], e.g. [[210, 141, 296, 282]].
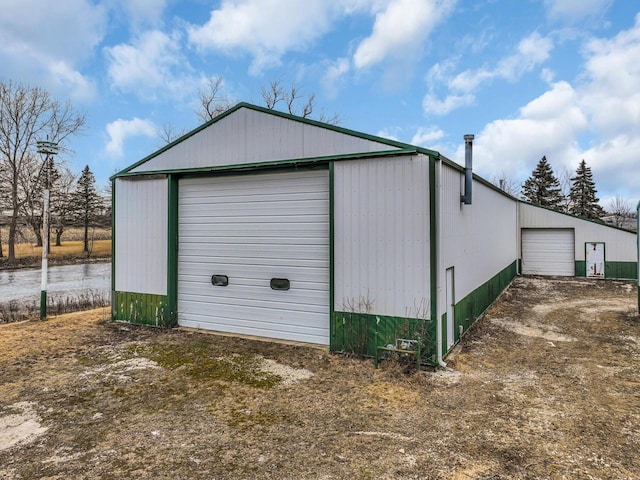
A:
[[131, 108, 400, 173], [334, 155, 430, 318], [438, 163, 518, 318], [519, 203, 637, 262], [114, 177, 168, 295]]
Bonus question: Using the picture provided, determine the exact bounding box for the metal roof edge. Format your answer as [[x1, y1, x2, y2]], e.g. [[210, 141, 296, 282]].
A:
[[110, 102, 438, 181], [519, 200, 637, 234], [112, 148, 418, 179]]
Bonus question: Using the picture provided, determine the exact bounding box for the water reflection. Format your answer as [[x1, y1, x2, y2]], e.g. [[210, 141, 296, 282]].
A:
[[0, 262, 111, 303]]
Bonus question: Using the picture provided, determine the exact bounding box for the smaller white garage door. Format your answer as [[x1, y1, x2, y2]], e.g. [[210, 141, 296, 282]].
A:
[[522, 228, 575, 276]]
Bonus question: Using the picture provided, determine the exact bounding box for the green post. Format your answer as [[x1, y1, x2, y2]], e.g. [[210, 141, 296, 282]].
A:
[[637, 201, 639, 314]]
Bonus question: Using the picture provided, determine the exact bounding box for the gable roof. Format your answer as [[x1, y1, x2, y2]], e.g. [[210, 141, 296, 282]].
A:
[[112, 102, 437, 179]]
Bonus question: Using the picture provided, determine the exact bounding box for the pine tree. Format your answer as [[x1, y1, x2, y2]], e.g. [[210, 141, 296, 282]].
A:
[[569, 160, 605, 220], [70, 165, 102, 253], [521, 156, 565, 210]]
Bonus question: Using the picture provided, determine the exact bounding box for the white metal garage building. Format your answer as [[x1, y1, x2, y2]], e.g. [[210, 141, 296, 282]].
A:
[[111, 103, 637, 365]]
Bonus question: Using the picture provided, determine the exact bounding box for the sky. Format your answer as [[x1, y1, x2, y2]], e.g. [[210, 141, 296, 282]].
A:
[[1, 0, 639, 208]]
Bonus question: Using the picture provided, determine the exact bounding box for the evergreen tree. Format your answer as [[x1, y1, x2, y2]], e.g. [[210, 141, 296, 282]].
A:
[[521, 156, 565, 210], [569, 160, 605, 220], [70, 165, 102, 253]]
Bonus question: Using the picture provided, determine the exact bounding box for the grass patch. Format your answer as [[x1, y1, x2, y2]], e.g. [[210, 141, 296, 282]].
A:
[[126, 342, 282, 388]]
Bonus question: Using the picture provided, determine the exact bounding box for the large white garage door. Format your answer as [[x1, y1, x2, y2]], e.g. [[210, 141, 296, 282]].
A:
[[178, 170, 330, 344], [522, 228, 575, 276]]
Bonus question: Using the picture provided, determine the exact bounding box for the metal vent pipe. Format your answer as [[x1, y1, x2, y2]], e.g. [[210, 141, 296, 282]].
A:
[[461, 134, 474, 205]]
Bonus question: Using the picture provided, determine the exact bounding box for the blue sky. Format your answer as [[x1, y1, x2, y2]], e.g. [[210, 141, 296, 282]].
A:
[[1, 0, 639, 208]]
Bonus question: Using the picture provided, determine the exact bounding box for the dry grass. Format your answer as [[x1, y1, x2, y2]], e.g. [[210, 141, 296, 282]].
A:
[[0, 226, 111, 268], [0, 278, 638, 479], [10, 239, 111, 259]]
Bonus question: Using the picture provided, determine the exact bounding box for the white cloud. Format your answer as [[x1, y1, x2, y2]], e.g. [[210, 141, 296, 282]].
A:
[[456, 14, 640, 200], [188, 0, 352, 73], [321, 57, 351, 99], [0, 0, 106, 101], [423, 93, 474, 115], [111, 0, 167, 31], [353, 0, 456, 69], [105, 30, 197, 101], [449, 33, 553, 92], [411, 126, 445, 147], [465, 81, 585, 181], [544, 0, 612, 23], [424, 32, 553, 116], [106, 118, 157, 157]]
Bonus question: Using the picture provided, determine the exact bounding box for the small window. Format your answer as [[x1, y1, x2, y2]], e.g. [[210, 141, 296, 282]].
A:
[[270, 278, 290, 291], [211, 275, 229, 286]]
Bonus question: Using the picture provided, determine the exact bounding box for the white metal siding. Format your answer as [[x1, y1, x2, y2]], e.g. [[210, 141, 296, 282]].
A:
[[438, 162, 518, 318], [178, 170, 330, 344], [519, 203, 637, 262], [522, 229, 575, 276], [334, 155, 430, 317], [114, 177, 168, 295], [132, 108, 400, 173]]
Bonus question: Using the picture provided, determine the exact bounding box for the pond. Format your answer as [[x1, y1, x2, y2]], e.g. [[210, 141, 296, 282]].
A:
[[0, 262, 111, 304]]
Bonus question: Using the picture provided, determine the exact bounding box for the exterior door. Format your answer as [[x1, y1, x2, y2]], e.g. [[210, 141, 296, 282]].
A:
[[586, 242, 605, 278], [446, 267, 455, 350]]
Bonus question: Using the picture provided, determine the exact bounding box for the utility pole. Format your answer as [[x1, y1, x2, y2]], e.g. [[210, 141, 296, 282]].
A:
[[36, 140, 58, 319]]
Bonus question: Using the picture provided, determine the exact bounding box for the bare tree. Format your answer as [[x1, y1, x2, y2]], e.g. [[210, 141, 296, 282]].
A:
[[0, 80, 85, 262], [51, 165, 76, 246], [557, 166, 573, 213], [608, 195, 633, 228], [157, 122, 187, 145], [261, 80, 319, 119], [492, 173, 520, 197], [196, 76, 234, 123]]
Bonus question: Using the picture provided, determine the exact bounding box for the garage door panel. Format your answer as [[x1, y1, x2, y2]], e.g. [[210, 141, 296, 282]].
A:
[[179, 314, 328, 345], [178, 170, 330, 345], [522, 229, 574, 276]]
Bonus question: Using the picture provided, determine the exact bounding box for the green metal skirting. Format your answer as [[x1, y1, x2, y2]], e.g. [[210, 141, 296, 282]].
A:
[[450, 260, 518, 346], [575, 261, 637, 279], [331, 312, 437, 366], [113, 291, 168, 327]]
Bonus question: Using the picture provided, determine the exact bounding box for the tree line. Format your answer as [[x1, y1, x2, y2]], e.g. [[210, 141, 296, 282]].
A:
[[0, 80, 105, 263], [496, 156, 635, 229]]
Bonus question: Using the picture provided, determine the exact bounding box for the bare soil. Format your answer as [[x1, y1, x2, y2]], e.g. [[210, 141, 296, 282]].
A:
[[0, 277, 638, 479]]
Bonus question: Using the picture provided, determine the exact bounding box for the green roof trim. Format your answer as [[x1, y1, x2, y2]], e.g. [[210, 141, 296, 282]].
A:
[[111, 102, 437, 180], [519, 200, 638, 234], [112, 148, 418, 179]]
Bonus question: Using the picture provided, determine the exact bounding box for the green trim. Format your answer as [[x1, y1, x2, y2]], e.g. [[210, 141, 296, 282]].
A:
[[520, 201, 637, 234], [429, 154, 438, 361], [605, 261, 638, 280], [111, 179, 116, 319], [329, 161, 335, 351], [575, 259, 637, 279], [166, 175, 179, 327], [113, 148, 417, 179], [331, 312, 437, 366], [113, 291, 168, 326], [111, 101, 434, 179], [448, 261, 517, 353]]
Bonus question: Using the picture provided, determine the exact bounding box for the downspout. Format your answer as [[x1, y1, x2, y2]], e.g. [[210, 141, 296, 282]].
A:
[[434, 155, 446, 367]]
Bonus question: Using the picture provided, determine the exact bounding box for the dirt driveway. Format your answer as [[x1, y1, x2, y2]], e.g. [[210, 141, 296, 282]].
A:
[[1, 277, 638, 479]]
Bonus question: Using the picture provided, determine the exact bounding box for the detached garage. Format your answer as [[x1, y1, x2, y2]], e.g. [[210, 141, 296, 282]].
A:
[[111, 102, 637, 365]]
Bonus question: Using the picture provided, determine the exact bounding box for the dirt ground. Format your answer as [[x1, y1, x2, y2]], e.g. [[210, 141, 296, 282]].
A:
[[0, 277, 638, 479]]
